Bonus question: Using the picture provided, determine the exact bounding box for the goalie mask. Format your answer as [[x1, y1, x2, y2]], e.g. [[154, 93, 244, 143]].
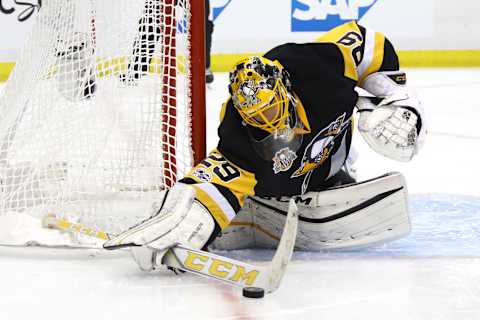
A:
[[229, 56, 310, 160]]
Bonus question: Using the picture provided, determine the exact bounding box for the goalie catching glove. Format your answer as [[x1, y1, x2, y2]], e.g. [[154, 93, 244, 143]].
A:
[[357, 71, 426, 162], [103, 183, 218, 271]]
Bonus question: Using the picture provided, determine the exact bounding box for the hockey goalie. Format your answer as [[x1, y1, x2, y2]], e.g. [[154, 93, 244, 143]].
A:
[[104, 21, 427, 272]]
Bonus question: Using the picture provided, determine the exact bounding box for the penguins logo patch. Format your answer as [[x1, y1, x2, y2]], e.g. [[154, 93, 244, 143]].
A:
[[292, 113, 349, 178], [292, 113, 351, 194], [272, 147, 297, 174]]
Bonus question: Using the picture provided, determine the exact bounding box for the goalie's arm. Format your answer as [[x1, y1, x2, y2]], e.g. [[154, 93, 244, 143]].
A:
[[103, 150, 256, 263], [180, 149, 258, 230], [351, 25, 426, 162], [315, 21, 400, 82]]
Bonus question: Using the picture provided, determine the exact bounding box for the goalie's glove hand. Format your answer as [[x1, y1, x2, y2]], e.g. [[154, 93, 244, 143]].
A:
[[103, 183, 217, 272], [357, 90, 426, 162]]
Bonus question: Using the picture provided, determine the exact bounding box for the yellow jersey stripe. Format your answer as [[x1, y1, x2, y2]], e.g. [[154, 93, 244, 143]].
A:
[[359, 32, 385, 82], [357, 27, 376, 80], [193, 184, 236, 230]]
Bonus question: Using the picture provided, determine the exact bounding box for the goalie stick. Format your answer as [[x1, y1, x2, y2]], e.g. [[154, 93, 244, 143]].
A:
[[42, 198, 299, 294]]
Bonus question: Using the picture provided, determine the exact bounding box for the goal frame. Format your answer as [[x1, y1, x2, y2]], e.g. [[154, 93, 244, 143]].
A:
[[0, 0, 207, 247], [163, 0, 206, 187], [188, 0, 207, 166]]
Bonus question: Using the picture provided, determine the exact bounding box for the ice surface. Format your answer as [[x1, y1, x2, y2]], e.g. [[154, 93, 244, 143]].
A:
[[1, 68, 480, 319]]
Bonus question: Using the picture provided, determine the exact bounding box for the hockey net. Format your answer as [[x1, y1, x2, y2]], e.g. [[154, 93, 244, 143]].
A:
[[0, 0, 205, 247]]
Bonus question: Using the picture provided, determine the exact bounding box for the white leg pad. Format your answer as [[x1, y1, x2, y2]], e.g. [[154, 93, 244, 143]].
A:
[[211, 172, 410, 251]]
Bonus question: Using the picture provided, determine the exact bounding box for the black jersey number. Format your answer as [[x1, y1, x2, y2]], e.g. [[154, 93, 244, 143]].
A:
[[337, 31, 362, 46], [337, 31, 363, 66], [201, 154, 241, 183]]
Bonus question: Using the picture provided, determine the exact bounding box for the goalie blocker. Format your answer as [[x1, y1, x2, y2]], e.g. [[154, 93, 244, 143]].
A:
[[211, 172, 410, 251]]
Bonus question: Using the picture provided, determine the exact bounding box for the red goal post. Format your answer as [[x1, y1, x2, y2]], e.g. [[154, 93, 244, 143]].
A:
[[162, 0, 206, 188], [189, 0, 207, 166]]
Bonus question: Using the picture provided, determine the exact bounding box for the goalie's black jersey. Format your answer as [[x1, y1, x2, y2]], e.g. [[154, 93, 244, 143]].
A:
[[181, 21, 400, 230]]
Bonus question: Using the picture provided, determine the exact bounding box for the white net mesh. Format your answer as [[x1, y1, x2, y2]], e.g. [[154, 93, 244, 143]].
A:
[[0, 0, 195, 246]]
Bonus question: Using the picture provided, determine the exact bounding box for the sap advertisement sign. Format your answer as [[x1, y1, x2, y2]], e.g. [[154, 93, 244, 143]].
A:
[[292, 0, 378, 32]]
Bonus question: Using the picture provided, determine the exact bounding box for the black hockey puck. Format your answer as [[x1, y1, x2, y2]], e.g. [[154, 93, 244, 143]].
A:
[[242, 287, 265, 298]]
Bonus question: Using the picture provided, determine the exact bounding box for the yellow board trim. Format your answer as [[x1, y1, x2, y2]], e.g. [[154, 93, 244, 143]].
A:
[[0, 55, 188, 82], [2, 50, 480, 82], [0, 62, 15, 82], [210, 53, 258, 73], [398, 50, 480, 68]]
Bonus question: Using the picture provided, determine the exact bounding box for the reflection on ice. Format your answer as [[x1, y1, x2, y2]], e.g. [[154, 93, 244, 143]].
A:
[[215, 194, 480, 261]]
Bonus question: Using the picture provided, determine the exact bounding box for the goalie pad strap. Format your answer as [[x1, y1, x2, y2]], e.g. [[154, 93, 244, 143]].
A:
[[251, 186, 403, 224], [360, 70, 407, 97]]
